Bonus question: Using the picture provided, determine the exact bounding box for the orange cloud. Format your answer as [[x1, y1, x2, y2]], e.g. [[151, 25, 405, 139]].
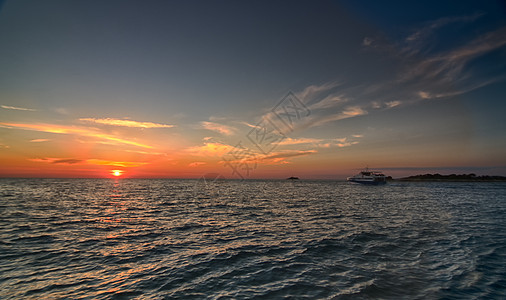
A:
[[29, 157, 149, 168], [0, 122, 153, 148], [79, 118, 174, 128], [28, 158, 83, 164], [86, 159, 149, 168]]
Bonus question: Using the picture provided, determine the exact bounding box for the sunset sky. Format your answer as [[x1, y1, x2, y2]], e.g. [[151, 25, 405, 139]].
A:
[[1, 0, 505, 179]]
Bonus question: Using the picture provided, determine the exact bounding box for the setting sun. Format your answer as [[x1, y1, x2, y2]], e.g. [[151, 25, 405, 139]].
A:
[[111, 170, 123, 177]]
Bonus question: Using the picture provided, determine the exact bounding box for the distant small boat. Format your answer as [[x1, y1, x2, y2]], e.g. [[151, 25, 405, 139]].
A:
[[347, 168, 387, 185], [287, 176, 299, 180]]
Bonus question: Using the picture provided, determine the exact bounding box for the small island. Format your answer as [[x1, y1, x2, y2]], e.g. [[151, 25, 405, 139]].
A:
[[287, 176, 299, 180], [398, 173, 506, 182]]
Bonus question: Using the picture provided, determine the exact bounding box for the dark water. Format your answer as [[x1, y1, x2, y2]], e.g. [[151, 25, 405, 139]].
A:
[[1, 179, 505, 299]]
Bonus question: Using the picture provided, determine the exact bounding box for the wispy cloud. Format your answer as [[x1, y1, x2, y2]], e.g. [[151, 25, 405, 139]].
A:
[[1, 105, 36, 111], [54, 108, 69, 115], [79, 118, 174, 128], [334, 139, 359, 148], [384, 17, 506, 104], [29, 157, 148, 167], [257, 150, 318, 164], [243, 82, 351, 134], [53, 158, 83, 164], [30, 139, 50, 143], [186, 142, 237, 157], [417, 77, 503, 100], [418, 91, 433, 99], [405, 13, 484, 44], [200, 121, 236, 136], [239, 121, 261, 129], [123, 149, 168, 156], [29, 158, 83, 164], [0, 122, 153, 148], [218, 149, 318, 166], [188, 161, 206, 167], [341, 106, 368, 118], [296, 81, 342, 102], [86, 159, 148, 167], [308, 94, 348, 110], [270, 135, 362, 149], [362, 37, 374, 46], [385, 101, 401, 108], [399, 26, 506, 86], [278, 137, 324, 146], [304, 105, 368, 128]]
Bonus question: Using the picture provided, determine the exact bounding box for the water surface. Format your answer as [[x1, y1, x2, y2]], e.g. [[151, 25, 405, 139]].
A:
[[1, 179, 505, 299]]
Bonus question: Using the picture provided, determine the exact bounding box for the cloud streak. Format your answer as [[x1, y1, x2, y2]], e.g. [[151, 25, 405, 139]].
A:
[[296, 81, 342, 102], [404, 13, 484, 46], [29, 158, 83, 164], [86, 159, 149, 167], [219, 149, 319, 166], [186, 142, 238, 157], [200, 121, 236, 136], [277, 137, 324, 146], [277, 136, 361, 148], [1, 105, 36, 111], [0, 122, 153, 148], [398, 26, 506, 87], [257, 150, 318, 164], [308, 94, 348, 110], [188, 161, 206, 167], [302, 105, 368, 128], [79, 118, 174, 128], [29, 157, 148, 167]]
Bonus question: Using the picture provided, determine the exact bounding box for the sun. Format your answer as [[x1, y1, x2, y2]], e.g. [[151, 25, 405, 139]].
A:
[[111, 170, 123, 177]]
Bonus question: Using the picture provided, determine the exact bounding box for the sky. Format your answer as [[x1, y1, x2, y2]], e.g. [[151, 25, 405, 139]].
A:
[[0, 0, 505, 179]]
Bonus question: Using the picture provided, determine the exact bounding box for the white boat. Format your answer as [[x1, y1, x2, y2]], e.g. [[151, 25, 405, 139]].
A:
[[347, 168, 387, 185]]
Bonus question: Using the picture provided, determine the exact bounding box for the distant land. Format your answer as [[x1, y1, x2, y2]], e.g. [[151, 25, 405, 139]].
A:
[[396, 173, 506, 182]]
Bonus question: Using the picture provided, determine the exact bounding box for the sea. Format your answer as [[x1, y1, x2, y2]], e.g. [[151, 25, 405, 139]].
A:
[[1, 178, 505, 299]]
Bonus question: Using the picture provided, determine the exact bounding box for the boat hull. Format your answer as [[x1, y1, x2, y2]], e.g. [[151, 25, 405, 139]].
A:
[[347, 178, 386, 185]]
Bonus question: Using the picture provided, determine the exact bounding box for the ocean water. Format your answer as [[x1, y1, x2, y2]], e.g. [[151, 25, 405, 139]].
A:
[[1, 179, 505, 299]]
